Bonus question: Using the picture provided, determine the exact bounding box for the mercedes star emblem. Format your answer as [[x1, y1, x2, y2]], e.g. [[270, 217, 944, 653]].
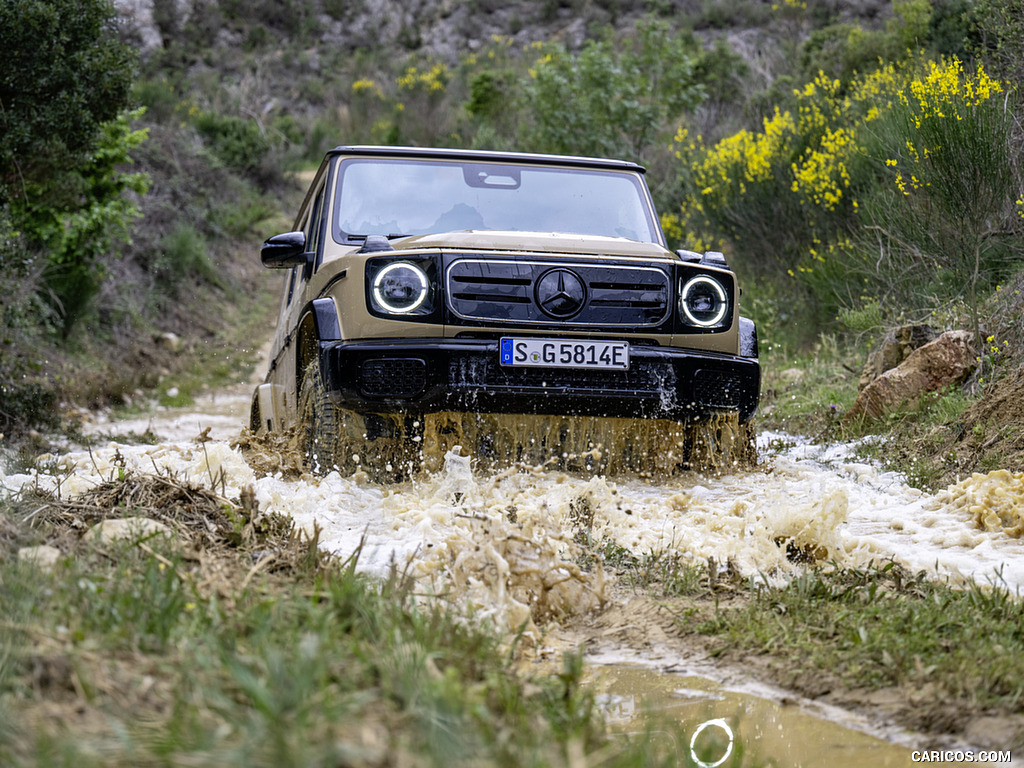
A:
[[536, 268, 586, 318]]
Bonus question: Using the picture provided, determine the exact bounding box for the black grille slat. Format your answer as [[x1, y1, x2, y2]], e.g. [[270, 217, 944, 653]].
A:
[[451, 292, 532, 303], [588, 281, 664, 290], [450, 275, 532, 286], [589, 299, 665, 308]]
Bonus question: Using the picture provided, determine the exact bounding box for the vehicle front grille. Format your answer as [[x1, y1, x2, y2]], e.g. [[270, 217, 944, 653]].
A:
[[446, 258, 670, 327], [359, 358, 427, 398]]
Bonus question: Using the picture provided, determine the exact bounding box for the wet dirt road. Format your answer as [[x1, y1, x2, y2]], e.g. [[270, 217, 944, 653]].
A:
[[3, 380, 1022, 766]]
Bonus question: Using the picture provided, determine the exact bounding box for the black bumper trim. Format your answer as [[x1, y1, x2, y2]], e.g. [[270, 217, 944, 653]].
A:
[[321, 338, 759, 422]]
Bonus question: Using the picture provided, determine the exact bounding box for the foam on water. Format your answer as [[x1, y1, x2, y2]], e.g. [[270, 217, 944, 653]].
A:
[[4, 403, 1024, 643]]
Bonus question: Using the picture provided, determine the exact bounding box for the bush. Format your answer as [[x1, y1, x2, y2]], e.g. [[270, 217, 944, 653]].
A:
[[0, 0, 134, 193], [29, 110, 151, 335], [846, 59, 1021, 332], [672, 57, 1022, 337], [0, 219, 59, 430], [525, 19, 705, 163], [193, 111, 277, 183], [155, 221, 222, 289], [973, 0, 1024, 90]]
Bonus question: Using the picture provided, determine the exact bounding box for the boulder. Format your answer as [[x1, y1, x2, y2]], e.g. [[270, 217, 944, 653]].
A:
[[83, 517, 173, 545], [846, 330, 974, 422], [156, 332, 182, 353], [18, 545, 63, 572], [858, 324, 938, 392]]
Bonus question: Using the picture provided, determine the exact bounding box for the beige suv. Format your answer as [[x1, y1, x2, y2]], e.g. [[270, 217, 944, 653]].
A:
[[251, 146, 759, 476]]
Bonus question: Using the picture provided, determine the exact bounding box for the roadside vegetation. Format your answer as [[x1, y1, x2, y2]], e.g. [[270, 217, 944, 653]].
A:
[[4, 0, 1023, 482], [599, 547, 1024, 747], [695, 562, 1024, 728]]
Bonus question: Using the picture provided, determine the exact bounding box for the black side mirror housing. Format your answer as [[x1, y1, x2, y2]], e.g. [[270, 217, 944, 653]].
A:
[[261, 231, 312, 269]]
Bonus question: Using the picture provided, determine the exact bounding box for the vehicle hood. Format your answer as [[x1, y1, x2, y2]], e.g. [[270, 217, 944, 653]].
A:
[[392, 230, 675, 260]]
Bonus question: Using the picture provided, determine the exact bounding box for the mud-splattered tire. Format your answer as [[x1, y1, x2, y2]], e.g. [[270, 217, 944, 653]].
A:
[[297, 362, 424, 480], [249, 394, 262, 433], [298, 361, 346, 474]]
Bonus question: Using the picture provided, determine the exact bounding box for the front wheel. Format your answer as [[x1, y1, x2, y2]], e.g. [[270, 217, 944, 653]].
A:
[[298, 361, 348, 474], [297, 362, 422, 480]]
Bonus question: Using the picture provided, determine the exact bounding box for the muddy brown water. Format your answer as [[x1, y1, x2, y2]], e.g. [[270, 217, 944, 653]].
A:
[[587, 663, 918, 767], [4, 380, 1022, 766]]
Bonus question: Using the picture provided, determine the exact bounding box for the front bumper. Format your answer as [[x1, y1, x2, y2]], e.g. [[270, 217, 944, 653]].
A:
[[320, 337, 759, 422]]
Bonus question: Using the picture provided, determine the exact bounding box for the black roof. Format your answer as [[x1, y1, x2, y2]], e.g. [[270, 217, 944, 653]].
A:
[[327, 145, 646, 173]]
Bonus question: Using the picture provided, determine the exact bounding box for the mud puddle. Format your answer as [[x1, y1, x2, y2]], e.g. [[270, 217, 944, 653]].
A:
[[583, 657, 1017, 767], [4, 389, 1024, 763], [586, 661, 918, 767]]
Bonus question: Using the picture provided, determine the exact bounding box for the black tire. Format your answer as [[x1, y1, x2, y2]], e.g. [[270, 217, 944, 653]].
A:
[[249, 393, 262, 433], [298, 361, 347, 474]]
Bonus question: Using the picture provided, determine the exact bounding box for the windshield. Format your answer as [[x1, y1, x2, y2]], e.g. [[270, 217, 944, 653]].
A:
[[333, 157, 662, 244]]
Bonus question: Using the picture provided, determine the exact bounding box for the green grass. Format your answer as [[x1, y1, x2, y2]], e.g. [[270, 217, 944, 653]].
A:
[[851, 385, 977, 489], [691, 563, 1024, 730], [757, 334, 863, 441]]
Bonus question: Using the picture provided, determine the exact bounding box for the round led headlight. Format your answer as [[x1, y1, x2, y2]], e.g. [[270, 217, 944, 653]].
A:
[[681, 275, 728, 327], [372, 261, 429, 314]]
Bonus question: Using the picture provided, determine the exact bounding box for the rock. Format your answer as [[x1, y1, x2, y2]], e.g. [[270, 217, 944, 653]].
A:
[[83, 518, 174, 545], [156, 332, 182, 353], [778, 368, 804, 387], [858, 324, 939, 392], [18, 545, 63, 572], [846, 330, 974, 422]]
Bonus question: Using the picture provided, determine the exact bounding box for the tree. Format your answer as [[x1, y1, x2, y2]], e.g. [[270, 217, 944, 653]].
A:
[[525, 19, 705, 164], [0, 0, 135, 199], [0, 0, 140, 335]]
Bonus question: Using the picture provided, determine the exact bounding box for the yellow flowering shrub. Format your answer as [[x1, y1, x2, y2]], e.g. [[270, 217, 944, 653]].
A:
[[351, 78, 383, 99], [674, 55, 1018, 326], [396, 62, 450, 94], [883, 59, 1006, 212]]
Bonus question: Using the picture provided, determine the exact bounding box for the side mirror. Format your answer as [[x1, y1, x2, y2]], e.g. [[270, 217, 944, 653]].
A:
[[261, 231, 312, 269]]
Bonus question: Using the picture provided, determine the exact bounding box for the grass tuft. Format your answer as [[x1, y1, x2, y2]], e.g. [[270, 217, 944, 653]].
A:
[[689, 562, 1024, 733]]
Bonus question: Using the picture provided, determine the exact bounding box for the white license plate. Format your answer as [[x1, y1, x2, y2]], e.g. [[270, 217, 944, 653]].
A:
[[499, 337, 629, 370]]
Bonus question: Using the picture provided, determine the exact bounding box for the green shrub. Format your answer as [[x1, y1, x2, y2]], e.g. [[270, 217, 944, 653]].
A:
[[133, 76, 182, 124], [193, 110, 276, 182], [845, 58, 1021, 332], [30, 110, 151, 335], [215, 192, 279, 238], [525, 19, 705, 163], [0, 218, 59, 430], [0, 0, 134, 190], [974, 0, 1024, 89], [156, 221, 222, 288], [466, 69, 510, 121], [693, 0, 771, 29]]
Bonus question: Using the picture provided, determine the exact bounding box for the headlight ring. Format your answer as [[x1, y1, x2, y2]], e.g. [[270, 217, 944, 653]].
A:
[[372, 261, 430, 314], [680, 275, 728, 327]]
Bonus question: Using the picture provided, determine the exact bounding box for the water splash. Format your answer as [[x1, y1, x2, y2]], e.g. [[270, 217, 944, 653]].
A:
[[935, 470, 1024, 538]]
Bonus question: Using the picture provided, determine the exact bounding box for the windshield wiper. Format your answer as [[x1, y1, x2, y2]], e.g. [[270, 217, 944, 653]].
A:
[[348, 233, 410, 241]]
